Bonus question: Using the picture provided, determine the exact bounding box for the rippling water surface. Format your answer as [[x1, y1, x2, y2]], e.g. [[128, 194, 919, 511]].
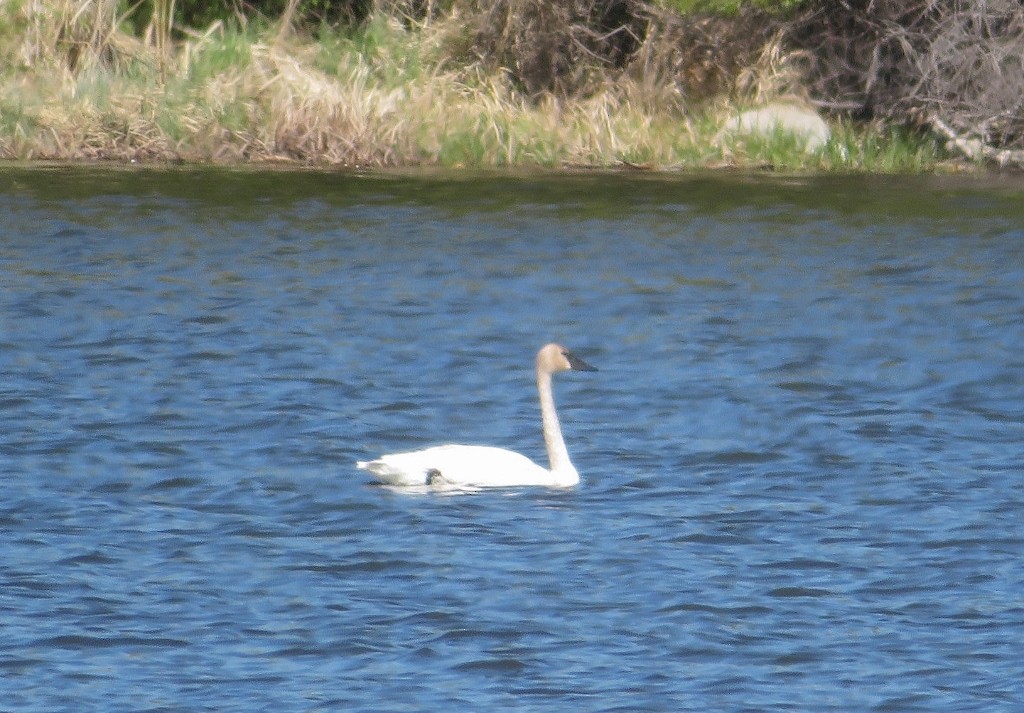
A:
[[2, 167, 1023, 711]]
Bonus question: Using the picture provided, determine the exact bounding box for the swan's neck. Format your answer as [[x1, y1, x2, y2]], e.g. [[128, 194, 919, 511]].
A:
[[537, 370, 578, 484]]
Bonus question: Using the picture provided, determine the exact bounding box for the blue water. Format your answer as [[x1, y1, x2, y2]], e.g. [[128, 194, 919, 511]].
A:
[[2, 167, 1023, 711]]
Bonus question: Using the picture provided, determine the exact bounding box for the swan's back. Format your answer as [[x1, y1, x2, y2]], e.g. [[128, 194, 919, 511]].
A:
[[358, 445, 568, 488], [357, 342, 594, 489]]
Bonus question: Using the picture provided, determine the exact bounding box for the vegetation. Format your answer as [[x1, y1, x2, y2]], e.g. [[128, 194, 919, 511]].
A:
[[658, 0, 806, 15], [0, 0, 1013, 170]]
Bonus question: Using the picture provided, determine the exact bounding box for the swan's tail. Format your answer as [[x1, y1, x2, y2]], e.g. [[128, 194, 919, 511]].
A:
[[357, 458, 423, 486]]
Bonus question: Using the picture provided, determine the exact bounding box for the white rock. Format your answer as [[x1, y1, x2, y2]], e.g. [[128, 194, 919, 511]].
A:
[[721, 102, 831, 152]]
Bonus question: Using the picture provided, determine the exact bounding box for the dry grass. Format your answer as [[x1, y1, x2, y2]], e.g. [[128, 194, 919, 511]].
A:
[[0, 3, 682, 167]]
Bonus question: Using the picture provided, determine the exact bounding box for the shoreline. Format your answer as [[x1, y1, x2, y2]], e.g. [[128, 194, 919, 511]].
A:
[[0, 6, 991, 174], [0, 148, 987, 177], [6, 160, 1013, 193]]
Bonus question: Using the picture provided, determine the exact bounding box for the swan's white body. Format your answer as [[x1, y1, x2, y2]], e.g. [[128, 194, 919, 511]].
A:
[[357, 343, 596, 489]]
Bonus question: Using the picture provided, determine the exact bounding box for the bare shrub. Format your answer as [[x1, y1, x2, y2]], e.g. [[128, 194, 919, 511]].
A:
[[461, 0, 644, 98], [629, 4, 781, 105], [786, 0, 1024, 152], [783, 0, 935, 116], [916, 1, 1024, 150]]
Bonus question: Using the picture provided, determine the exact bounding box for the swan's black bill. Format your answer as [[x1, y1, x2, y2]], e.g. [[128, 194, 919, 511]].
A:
[[565, 350, 597, 372]]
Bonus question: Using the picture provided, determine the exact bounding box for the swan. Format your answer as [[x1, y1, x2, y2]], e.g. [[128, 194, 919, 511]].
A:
[[357, 343, 596, 488]]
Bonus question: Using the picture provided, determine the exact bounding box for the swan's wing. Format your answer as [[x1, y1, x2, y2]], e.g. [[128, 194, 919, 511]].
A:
[[356, 450, 434, 486], [358, 445, 549, 487]]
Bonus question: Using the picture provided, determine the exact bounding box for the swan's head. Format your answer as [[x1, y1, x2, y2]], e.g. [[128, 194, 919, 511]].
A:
[[537, 343, 598, 374]]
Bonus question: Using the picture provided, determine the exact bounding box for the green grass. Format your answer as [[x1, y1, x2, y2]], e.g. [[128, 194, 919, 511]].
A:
[[314, 16, 427, 85], [707, 112, 948, 173], [185, 27, 256, 79], [824, 122, 946, 173], [720, 128, 824, 169]]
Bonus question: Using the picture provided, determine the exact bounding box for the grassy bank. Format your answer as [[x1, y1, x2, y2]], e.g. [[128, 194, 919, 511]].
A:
[[0, 2, 950, 171]]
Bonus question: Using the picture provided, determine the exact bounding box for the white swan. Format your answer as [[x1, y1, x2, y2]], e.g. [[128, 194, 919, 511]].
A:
[[357, 343, 596, 488]]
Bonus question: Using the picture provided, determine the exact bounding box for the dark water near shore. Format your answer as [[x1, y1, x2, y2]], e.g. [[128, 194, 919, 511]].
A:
[[2, 166, 1023, 711]]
